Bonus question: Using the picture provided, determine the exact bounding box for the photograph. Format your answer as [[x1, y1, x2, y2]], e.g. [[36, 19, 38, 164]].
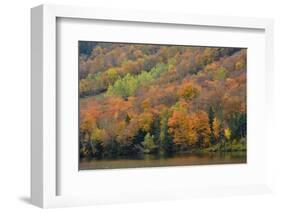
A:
[[79, 41, 247, 170]]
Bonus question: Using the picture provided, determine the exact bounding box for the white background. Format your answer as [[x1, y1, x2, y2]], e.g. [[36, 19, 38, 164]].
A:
[[0, 0, 281, 212], [57, 18, 266, 198]]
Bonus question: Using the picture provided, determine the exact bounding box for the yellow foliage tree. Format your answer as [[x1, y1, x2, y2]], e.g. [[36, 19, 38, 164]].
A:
[[138, 111, 154, 132], [168, 110, 196, 148], [178, 82, 200, 101], [224, 128, 231, 141], [193, 111, 211, 148]]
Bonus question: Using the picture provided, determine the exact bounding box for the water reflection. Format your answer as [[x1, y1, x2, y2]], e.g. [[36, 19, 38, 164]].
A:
[[79, 151, 246, 170]]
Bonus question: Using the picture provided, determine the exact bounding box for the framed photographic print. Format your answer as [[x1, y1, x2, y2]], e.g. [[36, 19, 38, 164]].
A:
[[31, 4, 274, 208]]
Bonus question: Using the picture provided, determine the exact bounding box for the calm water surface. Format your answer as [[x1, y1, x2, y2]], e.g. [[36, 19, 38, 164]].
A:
[[79, 151, 246, 170]]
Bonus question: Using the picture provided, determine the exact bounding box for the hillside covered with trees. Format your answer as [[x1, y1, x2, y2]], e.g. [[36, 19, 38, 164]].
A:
[[79, 41, 247, 162]]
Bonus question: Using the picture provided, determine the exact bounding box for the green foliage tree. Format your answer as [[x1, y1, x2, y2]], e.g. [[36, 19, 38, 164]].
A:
[[213, 67, 226, 81], [106, 63, 168, 99], [142, 133, 157, 154], [208, 106, 216, 144], [159, 109, 173, 154], [228, 112, 247, 140], [106, 73, 138, 99]]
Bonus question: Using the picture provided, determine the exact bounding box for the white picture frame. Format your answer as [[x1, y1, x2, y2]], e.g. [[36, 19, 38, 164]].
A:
[[31, 4, 274, 208]]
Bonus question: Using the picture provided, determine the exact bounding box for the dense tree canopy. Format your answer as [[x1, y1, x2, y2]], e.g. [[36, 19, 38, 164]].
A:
[[79, 42, 247, 160]]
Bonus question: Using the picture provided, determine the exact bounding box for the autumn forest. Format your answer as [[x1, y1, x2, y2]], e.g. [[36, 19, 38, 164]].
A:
[[79, 41, 247, 169]]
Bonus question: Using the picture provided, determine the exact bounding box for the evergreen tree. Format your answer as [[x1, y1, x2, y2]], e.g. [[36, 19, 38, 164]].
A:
[[208, 106, 216, 144]]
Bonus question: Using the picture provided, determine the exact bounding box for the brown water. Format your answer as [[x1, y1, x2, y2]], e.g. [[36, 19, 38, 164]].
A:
[[79, 151, 246, 170]]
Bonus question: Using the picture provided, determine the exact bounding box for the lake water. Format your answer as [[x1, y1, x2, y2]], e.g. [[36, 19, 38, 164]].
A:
[[79, 151, 246, 170]]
